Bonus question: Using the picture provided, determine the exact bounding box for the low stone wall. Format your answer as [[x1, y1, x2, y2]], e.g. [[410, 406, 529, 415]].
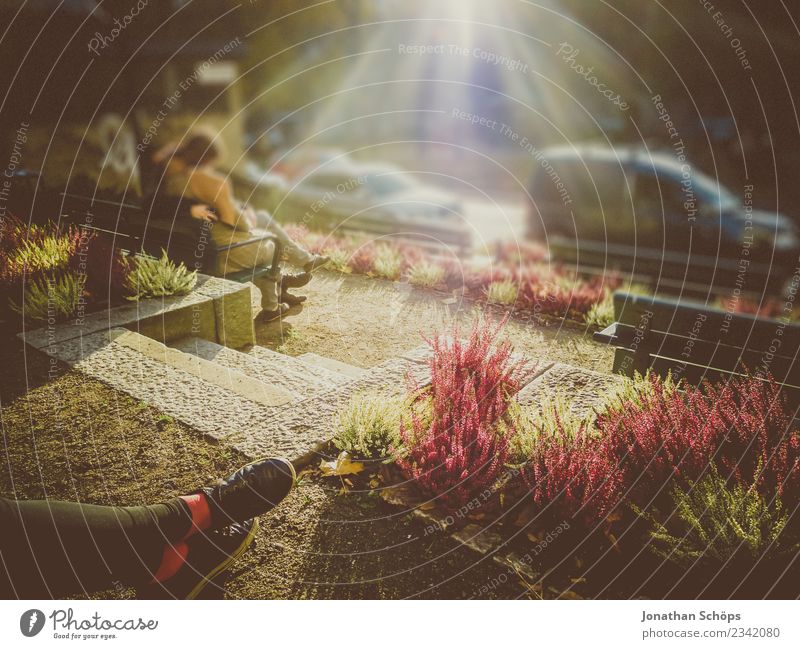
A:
[[19, 274, 259, 352]]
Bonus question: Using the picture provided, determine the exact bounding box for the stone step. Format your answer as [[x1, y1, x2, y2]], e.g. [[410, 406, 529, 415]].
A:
[[45, 328, 330, 462], [171, 338, 351, 399], [517, 362, 626, 416], [297, 352, 365, 379], [247, 345, 355, 387]]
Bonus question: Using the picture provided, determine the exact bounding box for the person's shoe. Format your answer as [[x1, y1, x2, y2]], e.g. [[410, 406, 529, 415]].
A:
[[260, 303, 290, 322], [281, 291, 307, 307], [281, 272, 312, 289], [141, 519, 259, 600], [303, 255, 330, 273], [200, 457, 296, 529]]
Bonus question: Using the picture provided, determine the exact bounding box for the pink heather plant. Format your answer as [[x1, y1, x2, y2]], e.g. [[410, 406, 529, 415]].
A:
[[397, 319, 527, 507], [525, 374, 800, 526]]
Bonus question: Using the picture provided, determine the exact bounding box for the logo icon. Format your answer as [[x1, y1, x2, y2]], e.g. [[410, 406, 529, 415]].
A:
[[20, 609, 45, 637]]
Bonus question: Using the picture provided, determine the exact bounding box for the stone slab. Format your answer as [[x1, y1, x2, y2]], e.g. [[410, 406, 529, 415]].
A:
[[112, 330, 295, 407], [43, 329, 320, 460], [19, 273, 256, 350], [248, 345, 356, 390], [517, 362, 626, 416], [173, 338, 345, 398], [19, 290, 213, 349], [297, 352, 365, 379]]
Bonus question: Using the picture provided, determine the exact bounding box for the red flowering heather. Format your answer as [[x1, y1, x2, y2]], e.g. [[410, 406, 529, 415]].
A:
[[348, 242, 377, 275], [517, 272, 607, 320], [398, 320, 526, 508], [525, 374, 800, 525]]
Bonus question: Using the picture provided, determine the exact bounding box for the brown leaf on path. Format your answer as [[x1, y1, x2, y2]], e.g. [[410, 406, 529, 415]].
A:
[[319, 451, 365, 476]]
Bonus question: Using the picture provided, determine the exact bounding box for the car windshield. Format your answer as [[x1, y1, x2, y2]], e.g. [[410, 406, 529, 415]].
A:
[[366, 173, 415, 196]]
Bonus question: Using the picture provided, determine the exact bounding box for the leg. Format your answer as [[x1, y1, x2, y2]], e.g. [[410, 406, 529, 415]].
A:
[[0, 496, 194, 598], [254, 210, 315, 267]]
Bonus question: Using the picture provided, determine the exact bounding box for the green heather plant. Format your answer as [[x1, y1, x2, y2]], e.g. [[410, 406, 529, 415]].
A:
[[333, 392, 404, 460], [634, 466, 799, 567], [407, 261, 445, 289], [372, 245, 404, 280], [325, 247, 352, 273], [124, 251, 197, 301], [506, 392, 591, 464], [584, 291, 614, 328], [10, 273, 84, 322], [485, 280, 518, 306], [7, 234, 75, 274]]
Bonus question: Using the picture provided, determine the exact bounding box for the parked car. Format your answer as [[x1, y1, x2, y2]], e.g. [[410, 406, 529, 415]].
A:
[[526, 145, 800, 295], [267, 146, 348, 182], [274, 161, 471, 252]]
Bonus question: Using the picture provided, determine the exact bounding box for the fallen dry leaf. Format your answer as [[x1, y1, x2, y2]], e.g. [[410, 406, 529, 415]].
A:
[[319, 451, 365, 477]]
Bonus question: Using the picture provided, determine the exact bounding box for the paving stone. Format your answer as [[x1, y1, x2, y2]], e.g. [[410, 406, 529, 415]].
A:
[[247, 345, 356, 390], [493, 551, 540, 583], [297, 352, 365, 379], [451, 524, 504, 555], [173, 338, 345, 397], [42, 329, 321, 461], [113, 331, 295, 407], [517, 362, 626, 416]]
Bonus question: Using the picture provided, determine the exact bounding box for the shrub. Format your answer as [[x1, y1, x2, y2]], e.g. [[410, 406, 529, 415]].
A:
[[372, 245, 404, 280], [407, 261, 445, 289], [124, 251, 197, 301], [10, 273, 85, 322], [348, 242, 377, 275], [525, 374, 800, 526], [1, 223, 82, 290], [485, 280, 518, 306], [325, 246, 352, 273], [635, 467, 798, 566], [506, 392, 591, 464], [333, 392, 404, 460], [584, 291, 614, 328], [397, 319, 526, 507]]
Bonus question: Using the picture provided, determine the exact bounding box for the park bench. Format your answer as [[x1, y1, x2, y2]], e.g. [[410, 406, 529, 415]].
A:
[[593, 291, 800, 404], [10, 170, 282, 285], [57, 189, 283, 285]]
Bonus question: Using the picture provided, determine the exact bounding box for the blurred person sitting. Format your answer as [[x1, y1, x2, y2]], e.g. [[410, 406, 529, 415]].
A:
[[155, 130, 328, 321]]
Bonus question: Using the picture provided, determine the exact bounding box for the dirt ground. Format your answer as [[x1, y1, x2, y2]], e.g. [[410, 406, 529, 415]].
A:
[[0, 272, 613, 600], [257, 269, 613, 372]]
